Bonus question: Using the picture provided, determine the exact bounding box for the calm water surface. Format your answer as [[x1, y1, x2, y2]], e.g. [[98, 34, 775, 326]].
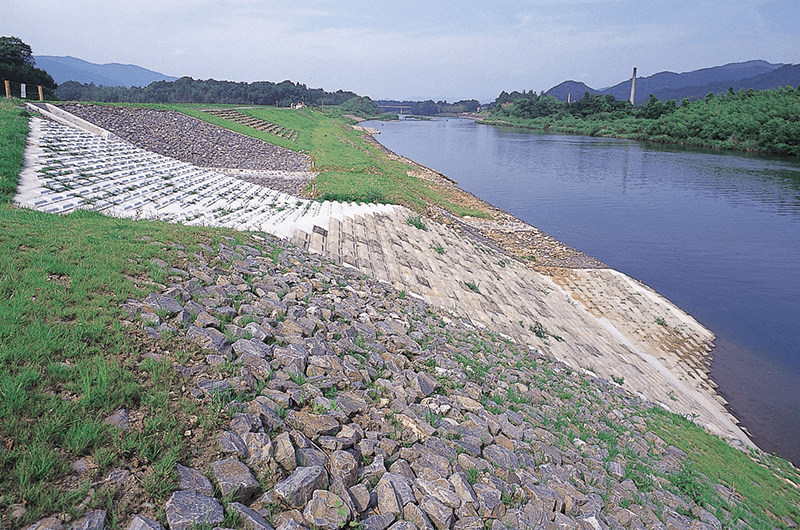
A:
[[363, 117, 800, 465]]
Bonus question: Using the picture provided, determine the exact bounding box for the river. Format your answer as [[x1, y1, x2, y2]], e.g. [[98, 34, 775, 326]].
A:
[[362, 117, 800, 465]]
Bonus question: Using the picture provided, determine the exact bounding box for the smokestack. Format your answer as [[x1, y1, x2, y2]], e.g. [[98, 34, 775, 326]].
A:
[[629, 67, 637, 105]]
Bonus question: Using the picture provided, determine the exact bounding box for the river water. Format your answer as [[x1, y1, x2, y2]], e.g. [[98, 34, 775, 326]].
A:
[[362, 117, 800, 465]]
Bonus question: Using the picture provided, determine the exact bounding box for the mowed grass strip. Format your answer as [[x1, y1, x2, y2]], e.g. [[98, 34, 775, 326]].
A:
[[182, 103, 491, 215]]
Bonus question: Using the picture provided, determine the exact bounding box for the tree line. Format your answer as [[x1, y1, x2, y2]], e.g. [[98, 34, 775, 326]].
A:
[[485, 87, 800, 156], [54, 77, 363, 107]]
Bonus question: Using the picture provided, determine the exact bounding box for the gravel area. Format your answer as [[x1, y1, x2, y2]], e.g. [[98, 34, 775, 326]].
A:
[[58, 104, 311, 172]]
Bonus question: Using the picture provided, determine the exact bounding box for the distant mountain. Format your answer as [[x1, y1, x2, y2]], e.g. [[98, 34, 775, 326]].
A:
[[545, 81, 598, 102], [546, 60, 794, 104], [652, 63, 800, 102], [34, 55, 178, 88]]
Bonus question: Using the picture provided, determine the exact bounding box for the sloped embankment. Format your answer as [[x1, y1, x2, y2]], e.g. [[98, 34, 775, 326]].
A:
[[103, 234, 762, 530]]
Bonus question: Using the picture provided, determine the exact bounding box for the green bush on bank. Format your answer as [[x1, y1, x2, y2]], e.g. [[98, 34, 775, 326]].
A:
[[485, 86, 800, 156]]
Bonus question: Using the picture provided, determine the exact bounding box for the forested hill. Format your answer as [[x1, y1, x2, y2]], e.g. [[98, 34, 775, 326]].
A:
[[54, 77, 361, 107]]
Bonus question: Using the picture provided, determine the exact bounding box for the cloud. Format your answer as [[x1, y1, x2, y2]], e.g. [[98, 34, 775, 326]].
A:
[[4, 0, 798, 101]]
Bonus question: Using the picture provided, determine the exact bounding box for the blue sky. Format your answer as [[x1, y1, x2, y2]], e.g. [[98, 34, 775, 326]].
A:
[[3, 0, 799, 102]]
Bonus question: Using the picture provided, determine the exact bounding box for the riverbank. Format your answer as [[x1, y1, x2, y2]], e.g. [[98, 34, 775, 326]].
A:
[[27, 102, 751, 447], [7, 100, 799, 530], [358, 129, 750, 445], [363, 115, 800, 467]]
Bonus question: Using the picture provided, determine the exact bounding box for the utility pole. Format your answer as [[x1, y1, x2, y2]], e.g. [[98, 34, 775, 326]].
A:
[[629, 67, 637, 105]]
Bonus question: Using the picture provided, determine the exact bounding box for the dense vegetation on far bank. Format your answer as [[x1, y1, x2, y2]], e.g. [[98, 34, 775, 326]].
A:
[[482, 86, 800, 156]]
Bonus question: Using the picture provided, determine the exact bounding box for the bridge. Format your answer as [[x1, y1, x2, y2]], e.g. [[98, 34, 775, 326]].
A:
[[377, 104, 413, 115]]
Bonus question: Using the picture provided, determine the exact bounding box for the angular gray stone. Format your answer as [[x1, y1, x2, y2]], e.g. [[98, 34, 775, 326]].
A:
[[186, 325, 232, 356], [303, 490, 351, 530], [482, 443, 518, 470], [419, 495, 455, 530], [329, 450, 359, 488], [297, 447, 328, 468], [349, 483, 372, 513], [273, 431, 297, 471], [452, 517, 483, 530], [273, 345, 308, 372], [219, 430, 249, 458], [128, 515, 165, 530], [286, 411, 340, 440], [211, 458, 260, 502], [104, 409, 129, 430], [71, 509, 106, 530], [176, 463, 214, 496], [273, 465, 329, 508], [228, 501, 276, 530], [361, 513, 396, 530], [449, 472, 478, 506], [195, 310, 221, 329], [387, 522, 418, 530], [472, 482, 506, 519], [233, 338, 273, 359], [145, 293, 185, 317], [23, 517, 64, 530], [414, 478, 461, 509], [389, 459, 416, 483], [231, 412, 263, 435], [608, 461, 625, 481], [376, 473, 415, 516], [165, 490, 224, 530], [243, 432, 274, 466], [249, 397, 284, 431]]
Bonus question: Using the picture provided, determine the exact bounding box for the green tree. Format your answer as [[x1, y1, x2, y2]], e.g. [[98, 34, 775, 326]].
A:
[[0, 36, 34, 68], [0, 36, 57, 97]]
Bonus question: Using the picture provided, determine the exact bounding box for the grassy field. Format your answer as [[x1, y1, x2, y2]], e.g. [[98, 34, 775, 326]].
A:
[[1, 98, 799, 529]]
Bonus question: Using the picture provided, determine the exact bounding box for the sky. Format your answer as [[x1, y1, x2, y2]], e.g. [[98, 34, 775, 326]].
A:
[[3, 0, 799, 102]]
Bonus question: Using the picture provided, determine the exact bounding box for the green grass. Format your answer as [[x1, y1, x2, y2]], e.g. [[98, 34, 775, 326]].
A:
[[0, 203, 247, 525], [0, 101, 267, 526], [646, 406, 800, 529], [60, 101, 492, 218], [0, 98, 29, 203]]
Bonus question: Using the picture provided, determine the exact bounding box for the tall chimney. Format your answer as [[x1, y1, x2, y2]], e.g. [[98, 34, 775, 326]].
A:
[[629, 67, 637, 105]]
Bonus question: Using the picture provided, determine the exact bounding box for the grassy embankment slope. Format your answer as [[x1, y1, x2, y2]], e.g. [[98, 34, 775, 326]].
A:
[[0, 98, 275, 526], [1, 97, 799, 529], [85, 102, 489, 219]]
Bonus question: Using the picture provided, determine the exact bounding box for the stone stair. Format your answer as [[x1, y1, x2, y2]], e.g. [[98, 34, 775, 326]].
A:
[[204, 108, 299, 142]]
